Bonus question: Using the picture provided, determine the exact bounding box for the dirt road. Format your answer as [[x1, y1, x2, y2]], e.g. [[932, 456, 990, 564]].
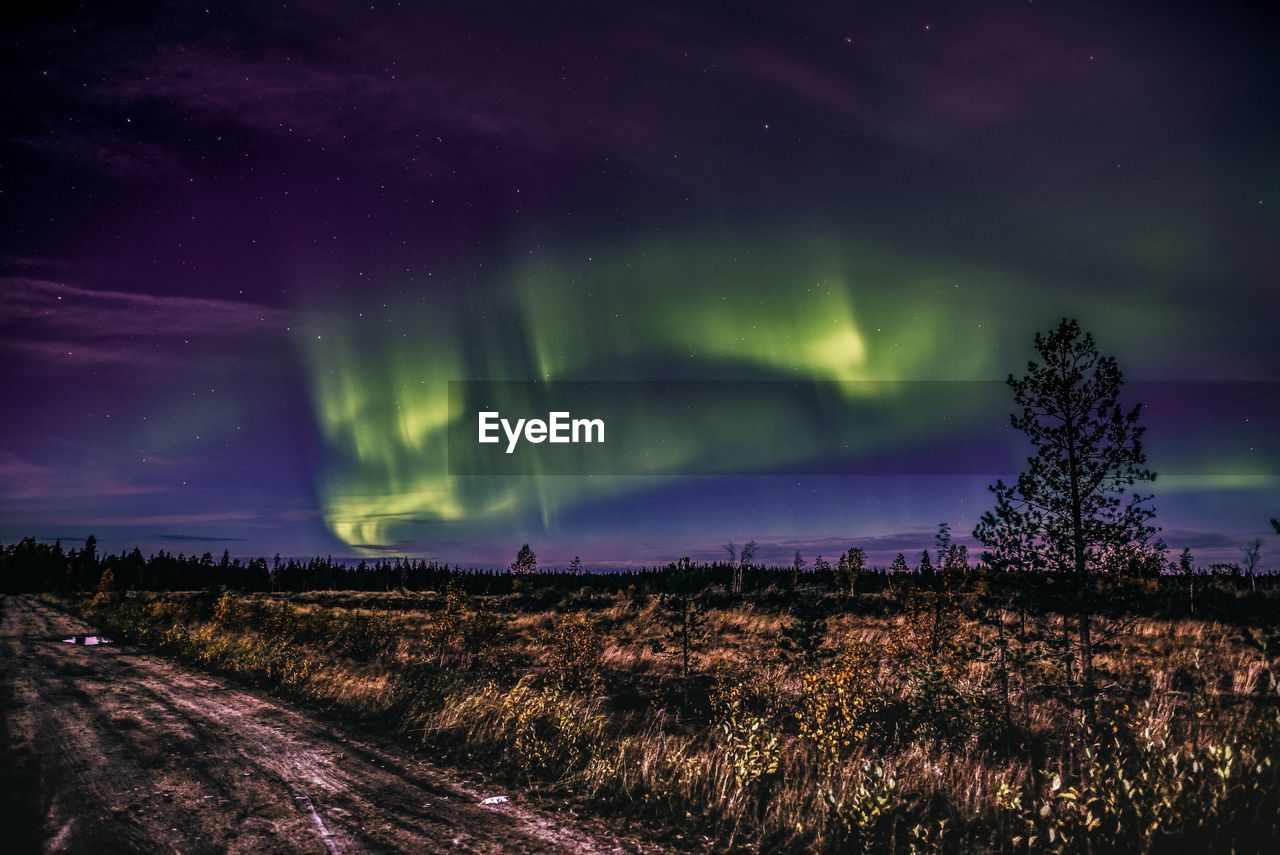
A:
[[0, 596, 648, 854]]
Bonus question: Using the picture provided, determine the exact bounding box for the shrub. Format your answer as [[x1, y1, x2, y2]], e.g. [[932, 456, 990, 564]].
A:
[[90, 568, 120, 610], [543, 613, 605, 691], [995, 702, 1280, 852], [823, 761, 902, 850], [710, 674, 783, 789], [796, 645, 884, 770], [426, 583, 509, 670], [497, 677, 607, 781]]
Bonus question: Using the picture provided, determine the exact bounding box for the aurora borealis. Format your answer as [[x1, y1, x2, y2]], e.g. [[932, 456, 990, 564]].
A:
[[2, 2, 1277, 566]]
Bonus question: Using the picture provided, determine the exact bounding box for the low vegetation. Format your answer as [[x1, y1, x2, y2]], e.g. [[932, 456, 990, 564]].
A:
[[35, 563, 1280, 853]]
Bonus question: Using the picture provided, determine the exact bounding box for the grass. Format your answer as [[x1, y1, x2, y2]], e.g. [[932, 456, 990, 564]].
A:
[[43, 574, 1280, 853]]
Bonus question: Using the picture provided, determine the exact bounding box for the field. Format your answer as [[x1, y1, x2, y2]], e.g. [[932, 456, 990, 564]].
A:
[[34, 567, 1280, 853]]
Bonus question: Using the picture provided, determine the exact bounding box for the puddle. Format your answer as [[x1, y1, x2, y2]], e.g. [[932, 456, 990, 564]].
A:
[[62, 635, 113, 646]]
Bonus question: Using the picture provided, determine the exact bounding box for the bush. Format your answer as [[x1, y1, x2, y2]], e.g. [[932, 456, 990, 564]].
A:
[[823, 761, 903, 851], [710, 673, 783, 789], [499, 678, 605, 780], [543, 613, 605, 691], [995, 702, 1280, 852], [426, 583, 510, 670], [796, 644, 884, 770]]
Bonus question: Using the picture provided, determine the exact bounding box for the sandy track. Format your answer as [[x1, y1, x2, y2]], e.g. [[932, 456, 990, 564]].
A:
[[0, 596, 647, 854]]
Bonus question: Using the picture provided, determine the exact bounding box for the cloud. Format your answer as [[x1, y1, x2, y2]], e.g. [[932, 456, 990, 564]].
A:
[[0, 277, 292, 372], [72, 510, 257, 527], [0, 455, 169, 501]]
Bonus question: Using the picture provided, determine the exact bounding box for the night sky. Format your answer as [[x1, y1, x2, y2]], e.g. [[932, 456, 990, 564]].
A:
[[3, 1, 1278, 567]]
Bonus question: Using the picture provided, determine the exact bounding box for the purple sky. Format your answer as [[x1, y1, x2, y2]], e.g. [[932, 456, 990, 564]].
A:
[[2, 1, 1277, 568]]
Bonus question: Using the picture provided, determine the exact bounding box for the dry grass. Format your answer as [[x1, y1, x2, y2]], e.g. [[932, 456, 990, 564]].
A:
[[60, 584, 1280, 853]]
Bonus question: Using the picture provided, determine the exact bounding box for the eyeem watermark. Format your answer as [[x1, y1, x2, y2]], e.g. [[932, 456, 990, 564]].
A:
[[447, 380, 1280, 476], [478, 411, 605, 454]]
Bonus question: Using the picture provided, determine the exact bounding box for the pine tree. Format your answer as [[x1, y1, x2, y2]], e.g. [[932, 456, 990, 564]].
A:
[[918, 549, 934, 579], [935, 522, 952, 568], [509, 543, 537, 575], [974, 319, 1161, 723]]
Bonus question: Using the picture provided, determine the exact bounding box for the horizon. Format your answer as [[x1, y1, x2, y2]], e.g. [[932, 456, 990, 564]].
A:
[[9, 528, 1275, 574]]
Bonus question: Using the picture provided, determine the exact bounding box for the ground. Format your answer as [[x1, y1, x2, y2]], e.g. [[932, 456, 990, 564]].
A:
[[0, 595, 653, 854]]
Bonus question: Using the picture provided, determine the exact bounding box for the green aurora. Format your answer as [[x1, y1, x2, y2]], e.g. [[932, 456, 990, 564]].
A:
[[299, 230, 1276, 552]]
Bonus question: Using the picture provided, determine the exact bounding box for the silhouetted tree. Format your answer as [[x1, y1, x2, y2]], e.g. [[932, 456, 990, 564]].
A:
[[1178, 547, 1197, 616], [1242, 539, 1263, 594], [791, 550, 806, 588], [568, 555, 583, 574], [835, 546, 865, 601], [729, 540, 757, 594], [943, 544, 970, 572], [918, 549, 934, 580], [509, 543, 537, 575], [68, 534, 100, 591], [935, 522, 952, 567], [974, 319, 1160, 724], [889, 553, 910, 575]]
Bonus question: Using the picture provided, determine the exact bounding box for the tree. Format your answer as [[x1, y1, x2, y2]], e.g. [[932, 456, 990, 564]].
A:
[[936, 522, 970, 572], [1178, 547, 1197, 616], [69, 534, 100, 591], [1241, 538, 1263, 594], [918, 549, 934, 579], [1272, 518, 1280, 536], [568, 555, 584, 574], [509, 543, 537, 575], [889, 553, 910, 575], [935, 522, 952, 568], [835, 547, 866, 601], [791, 550, 806, 588], [943, 544, 970, 572], [729, 540, 757, 595], [974, 319, 1160, 723], [654, 557, 708, 712]]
